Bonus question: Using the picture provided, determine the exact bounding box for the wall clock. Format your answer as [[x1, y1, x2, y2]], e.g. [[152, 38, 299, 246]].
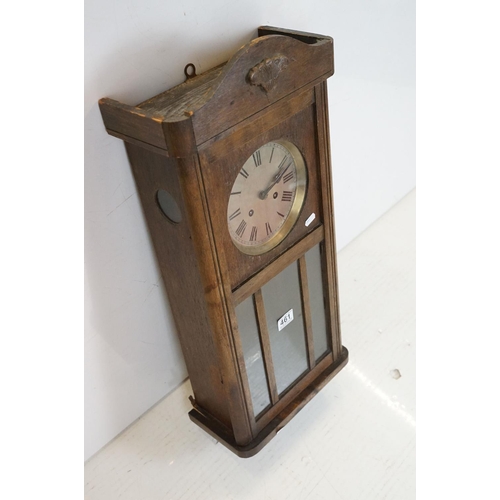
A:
[[99, 26, 348, 457]]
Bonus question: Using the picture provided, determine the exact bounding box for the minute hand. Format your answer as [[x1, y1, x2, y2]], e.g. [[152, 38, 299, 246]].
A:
[[259, 163, 291, 200]]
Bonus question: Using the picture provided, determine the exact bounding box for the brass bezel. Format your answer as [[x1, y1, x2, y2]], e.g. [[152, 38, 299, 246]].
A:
[[229, 139, 307, 256]]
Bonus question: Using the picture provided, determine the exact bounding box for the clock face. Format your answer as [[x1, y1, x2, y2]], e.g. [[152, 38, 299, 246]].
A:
[[227, 140, 307, 255]]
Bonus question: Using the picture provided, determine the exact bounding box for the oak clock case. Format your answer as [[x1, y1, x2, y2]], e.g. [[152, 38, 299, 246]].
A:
[[99, 26, 348, 458]]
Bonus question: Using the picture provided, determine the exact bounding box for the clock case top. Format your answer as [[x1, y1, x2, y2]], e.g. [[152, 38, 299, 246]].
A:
[[100, 27, 333, 154], [99, 26, 348, 457]]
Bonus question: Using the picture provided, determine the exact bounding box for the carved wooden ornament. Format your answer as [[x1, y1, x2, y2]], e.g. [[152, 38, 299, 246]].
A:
[[247, 54, 289, 93]]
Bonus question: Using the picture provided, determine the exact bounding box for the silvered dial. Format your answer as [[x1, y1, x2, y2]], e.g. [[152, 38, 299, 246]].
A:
[[227, 140, 307, 255]]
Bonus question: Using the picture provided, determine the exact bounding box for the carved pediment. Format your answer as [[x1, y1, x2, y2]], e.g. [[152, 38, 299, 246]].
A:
[[247, 55, 289, 93]]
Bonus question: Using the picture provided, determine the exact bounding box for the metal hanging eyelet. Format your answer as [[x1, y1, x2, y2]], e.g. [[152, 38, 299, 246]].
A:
[[184, 63, 197, 81]]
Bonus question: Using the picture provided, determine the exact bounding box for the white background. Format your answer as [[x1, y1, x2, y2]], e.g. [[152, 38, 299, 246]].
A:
[[84, 0, 415, 460]]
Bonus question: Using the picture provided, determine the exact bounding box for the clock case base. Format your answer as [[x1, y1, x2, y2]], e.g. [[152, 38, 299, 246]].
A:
[[189, 346, 348, 458]]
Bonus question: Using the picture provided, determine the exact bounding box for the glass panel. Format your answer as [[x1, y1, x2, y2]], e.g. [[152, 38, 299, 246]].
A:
[[235, 296, 271, 416], [261, 261, 309, 394], [305, 244, 330, 361]]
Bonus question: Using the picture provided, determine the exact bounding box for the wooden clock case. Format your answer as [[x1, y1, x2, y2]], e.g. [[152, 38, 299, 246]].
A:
[[99, 26, 348, 457]]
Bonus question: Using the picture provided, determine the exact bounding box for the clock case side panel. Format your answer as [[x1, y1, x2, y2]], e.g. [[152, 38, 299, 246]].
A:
[[124, 143, 253, 441], [314, 81, 343, 362]]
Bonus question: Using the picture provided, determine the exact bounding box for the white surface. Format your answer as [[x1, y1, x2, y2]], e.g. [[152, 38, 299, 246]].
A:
[[85, 190, 415, 499], [85, 0, 415, 459]]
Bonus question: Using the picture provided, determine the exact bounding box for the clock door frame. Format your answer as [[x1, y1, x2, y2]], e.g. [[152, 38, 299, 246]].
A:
[[192, 81, 346, 450]]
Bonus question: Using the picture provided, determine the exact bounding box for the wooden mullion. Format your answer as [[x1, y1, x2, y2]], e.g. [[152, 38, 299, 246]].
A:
[[253, 290, 279, 405], [298, 256, 315, 369]]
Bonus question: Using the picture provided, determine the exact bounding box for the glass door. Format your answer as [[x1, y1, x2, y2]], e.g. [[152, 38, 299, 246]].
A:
[[235, 243, 331, 420]]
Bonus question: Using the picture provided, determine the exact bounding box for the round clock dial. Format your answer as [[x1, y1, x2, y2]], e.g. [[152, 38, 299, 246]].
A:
[[227, 140, 307, 255]]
